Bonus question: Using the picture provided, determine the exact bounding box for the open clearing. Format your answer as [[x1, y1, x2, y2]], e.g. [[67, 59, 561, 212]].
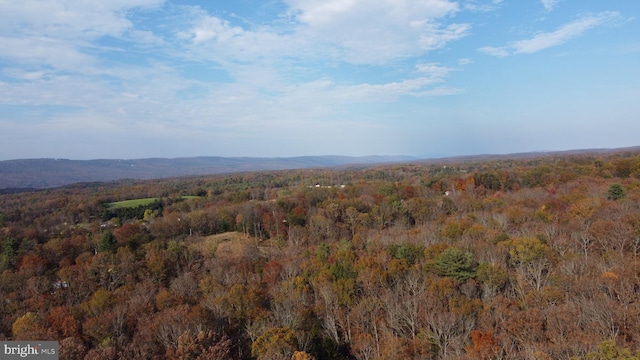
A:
[[192, 232, 255, 258], [106, 196, 201, 209], [106, 197, 159, 209]]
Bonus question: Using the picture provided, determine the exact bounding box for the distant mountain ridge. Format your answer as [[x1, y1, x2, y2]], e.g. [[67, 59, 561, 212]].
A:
[[0, 155, 417, 190], [3, 146, 640, 190]]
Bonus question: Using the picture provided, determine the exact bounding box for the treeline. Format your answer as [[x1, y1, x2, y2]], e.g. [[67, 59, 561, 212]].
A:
[[2, 152, 640, 359]]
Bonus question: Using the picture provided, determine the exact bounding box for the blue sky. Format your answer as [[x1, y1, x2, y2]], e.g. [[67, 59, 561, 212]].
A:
[[0, 0, 638, 160]]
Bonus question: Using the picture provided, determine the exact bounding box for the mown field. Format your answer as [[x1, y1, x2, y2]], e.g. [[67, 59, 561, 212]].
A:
[[106, 196, 201, 209], [106, 197, 160, 209]]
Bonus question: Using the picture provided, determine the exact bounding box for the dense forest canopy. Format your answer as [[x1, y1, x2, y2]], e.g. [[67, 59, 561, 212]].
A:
[[3, 151, 640, 359]]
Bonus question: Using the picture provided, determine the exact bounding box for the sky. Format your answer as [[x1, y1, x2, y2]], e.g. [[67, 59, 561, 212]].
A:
[[0, 0, 639, 160]]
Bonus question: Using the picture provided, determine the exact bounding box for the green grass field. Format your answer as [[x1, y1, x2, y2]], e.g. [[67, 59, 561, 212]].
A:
[[106, 198, 159, 209], [106, 196, 201, 209]]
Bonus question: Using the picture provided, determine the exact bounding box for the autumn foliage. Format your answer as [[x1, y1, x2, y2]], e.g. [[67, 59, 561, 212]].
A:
[[2, 151, 640, 359]]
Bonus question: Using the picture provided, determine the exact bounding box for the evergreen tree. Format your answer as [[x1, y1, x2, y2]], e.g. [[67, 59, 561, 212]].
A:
[[99, 230, 117, 253], [607, 183, 625, 200], [435, 247, 476, 281]]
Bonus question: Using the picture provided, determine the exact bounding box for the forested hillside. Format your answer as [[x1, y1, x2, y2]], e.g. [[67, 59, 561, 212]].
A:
[[0, 155, 416, 190], [3, 150, 640, 359]]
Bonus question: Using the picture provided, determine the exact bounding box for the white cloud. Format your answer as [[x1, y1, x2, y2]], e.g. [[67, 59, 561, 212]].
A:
[[0, 0, 163, 40], [415, 86, 463, 96], [0, 0, 165, 74], [478, 46, 509, 57], [289, 0, 458, 26], [463, 0, 504, 12], [176, 1, 470, 67], [0, 36, 96, 72], [176, 9, 309, 66], [513, 12, 620, 54], [185, 16, 244, 44], [128, 30, 168, 48], [541, 0, 559, 12], [337, 77, 447, 102], [0, 0, 474, 159], [480, 12, 622, 57], [174, 1, 471, 67], [416, 63, 453, 79], [285, 0, 469, 64]]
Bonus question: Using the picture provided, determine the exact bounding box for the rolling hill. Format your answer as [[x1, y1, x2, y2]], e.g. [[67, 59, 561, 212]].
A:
[[0, 155, 417, 190]]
